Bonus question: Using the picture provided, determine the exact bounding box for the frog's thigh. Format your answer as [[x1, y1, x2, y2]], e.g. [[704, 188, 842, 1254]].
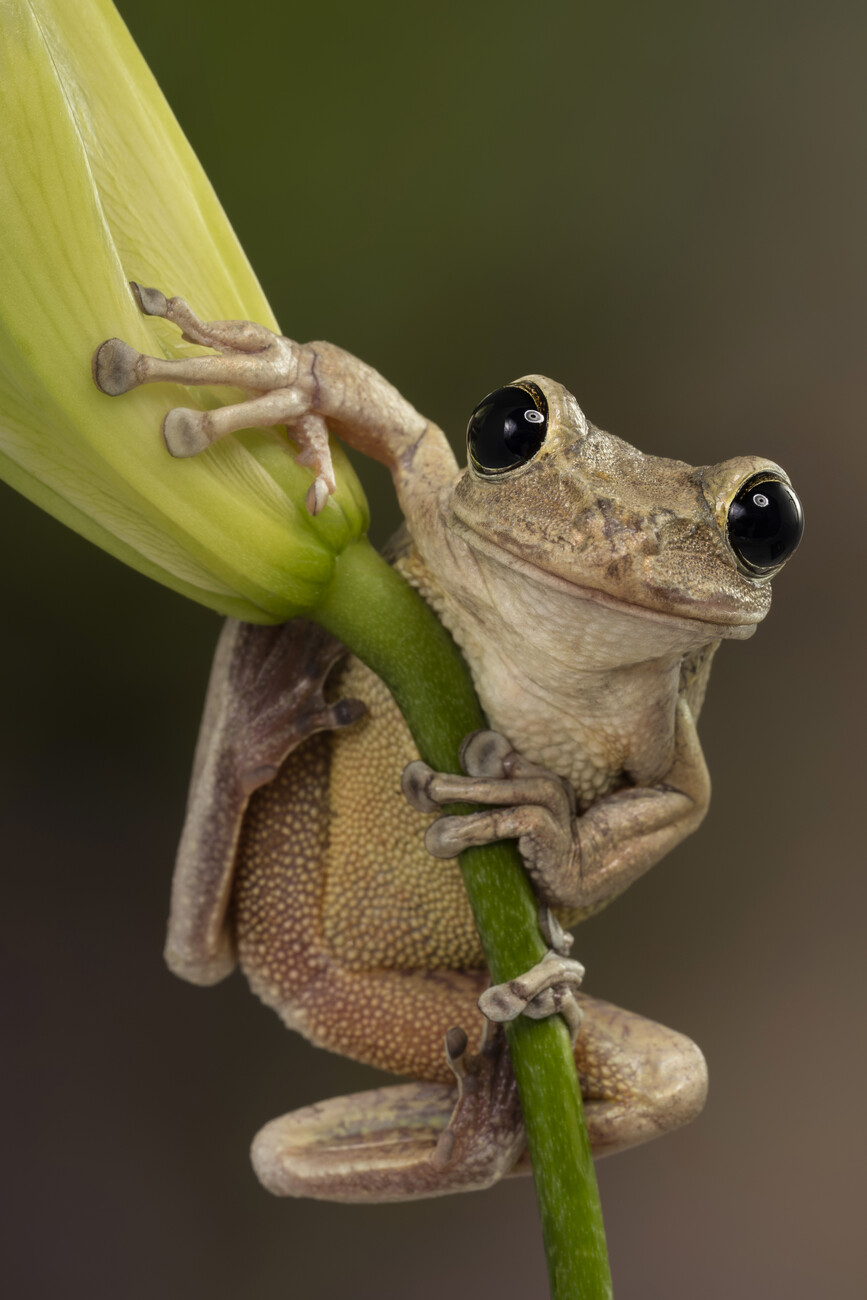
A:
[[296, 963, 491, 1084], [567, 992, 707, 1161], [234, 729, 491, 1083]]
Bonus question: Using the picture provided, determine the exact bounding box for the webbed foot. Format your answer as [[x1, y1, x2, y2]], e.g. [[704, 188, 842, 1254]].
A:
[[429, 1022, 524, 1176], [251, 1023, 523, 1203]]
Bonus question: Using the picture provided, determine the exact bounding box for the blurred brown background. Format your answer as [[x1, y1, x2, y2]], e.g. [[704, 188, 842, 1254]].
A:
[[1, 1, 863, 1296]]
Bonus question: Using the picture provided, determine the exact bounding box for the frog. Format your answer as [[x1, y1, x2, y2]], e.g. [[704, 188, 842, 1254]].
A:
[[92, 284, 803, 1203]]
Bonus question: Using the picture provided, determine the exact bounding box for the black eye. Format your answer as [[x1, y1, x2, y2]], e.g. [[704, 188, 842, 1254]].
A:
[[467, 383, 548, 476], [727, 476, 804, 574]]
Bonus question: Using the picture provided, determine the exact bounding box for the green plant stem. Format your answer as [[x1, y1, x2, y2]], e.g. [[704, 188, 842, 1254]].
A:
[[315, 536, 613, 1300]]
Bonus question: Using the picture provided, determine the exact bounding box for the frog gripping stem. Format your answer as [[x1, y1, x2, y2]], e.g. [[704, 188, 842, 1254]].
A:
[[97, 286, 817, 1299]]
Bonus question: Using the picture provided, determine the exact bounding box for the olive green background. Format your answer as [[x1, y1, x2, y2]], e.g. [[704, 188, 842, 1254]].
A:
[[1, 1, 863, 1296]]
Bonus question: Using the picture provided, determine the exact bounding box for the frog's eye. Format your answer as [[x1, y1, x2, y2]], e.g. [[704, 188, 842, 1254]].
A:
[[467, 383, 548, 476], [727, 475, 804, 574]]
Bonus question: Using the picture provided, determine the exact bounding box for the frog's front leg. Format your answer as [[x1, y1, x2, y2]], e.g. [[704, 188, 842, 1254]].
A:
[[93, 283, 457, 514], [403, 704, 710, 914]]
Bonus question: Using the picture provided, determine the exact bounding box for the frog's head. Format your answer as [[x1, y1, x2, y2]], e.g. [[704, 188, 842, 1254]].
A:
[[449, 376, 803, 633]]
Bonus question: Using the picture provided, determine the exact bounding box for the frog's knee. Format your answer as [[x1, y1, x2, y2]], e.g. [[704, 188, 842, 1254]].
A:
[[579, 1003, 708, 1156], [640, 1028, 708, 1131]]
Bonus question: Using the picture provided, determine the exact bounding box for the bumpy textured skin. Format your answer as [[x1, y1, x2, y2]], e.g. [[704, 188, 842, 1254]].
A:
[[233, 653, 490, 1081], [94, 288, 792, 1199]]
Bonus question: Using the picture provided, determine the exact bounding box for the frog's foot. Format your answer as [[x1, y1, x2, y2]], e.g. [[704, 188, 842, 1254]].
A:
[[402, 729, 578, 906], [428, 1023, 525, 1179], [92, 283, 335, 514], [250, 1024, 524, 1203], [478, 949, 586, 1041]]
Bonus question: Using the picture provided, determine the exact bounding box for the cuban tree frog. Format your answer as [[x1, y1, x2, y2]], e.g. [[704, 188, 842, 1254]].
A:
[[93, 286, 803, 1202]]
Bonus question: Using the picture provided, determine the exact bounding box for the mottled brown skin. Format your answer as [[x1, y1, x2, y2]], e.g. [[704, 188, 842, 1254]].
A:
[[93, 287, 801, 1202]]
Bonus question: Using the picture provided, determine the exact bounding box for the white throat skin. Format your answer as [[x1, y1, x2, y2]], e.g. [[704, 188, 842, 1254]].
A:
[[400, 517, 739, 804]]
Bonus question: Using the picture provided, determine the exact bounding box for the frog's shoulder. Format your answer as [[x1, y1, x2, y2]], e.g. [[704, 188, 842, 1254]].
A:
[[165, 617, 363, 986]]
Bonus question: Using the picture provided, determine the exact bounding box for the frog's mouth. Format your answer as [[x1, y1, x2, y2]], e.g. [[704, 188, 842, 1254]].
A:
[[447, 514, 762, 640]]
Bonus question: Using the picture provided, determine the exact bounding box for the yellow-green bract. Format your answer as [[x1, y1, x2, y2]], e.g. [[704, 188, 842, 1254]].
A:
[[0, 0, 369, 622]]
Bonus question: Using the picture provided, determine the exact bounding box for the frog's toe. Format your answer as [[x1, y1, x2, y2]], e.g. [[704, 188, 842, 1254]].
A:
[[401, 731, 528, 813], [401, 760, 442, 813], [129, 281, 169, 317], [92, 337, 143, 396], [422, 802, 572, 884], [539, 904, 575, 956], [459, 729, 513, 777], [129, 280, 282, 354], [305, 476, 329, 515], [291, 412, 337, 515], [163, 407, 214, 457], [402, 761, 573, 827]]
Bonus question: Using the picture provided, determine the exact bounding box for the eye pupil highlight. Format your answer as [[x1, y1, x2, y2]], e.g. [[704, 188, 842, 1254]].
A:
[[466, 384, 548, 476]]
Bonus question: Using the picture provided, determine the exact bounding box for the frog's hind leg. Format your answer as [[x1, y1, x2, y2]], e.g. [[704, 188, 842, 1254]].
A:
[[249, 990, 708, 1202], [234, 658, 706, 1201], [571, 994, 707, 1159]]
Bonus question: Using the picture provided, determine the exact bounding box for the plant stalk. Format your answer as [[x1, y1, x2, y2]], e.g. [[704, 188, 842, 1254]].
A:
[[315, 536, 613, 1300]]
